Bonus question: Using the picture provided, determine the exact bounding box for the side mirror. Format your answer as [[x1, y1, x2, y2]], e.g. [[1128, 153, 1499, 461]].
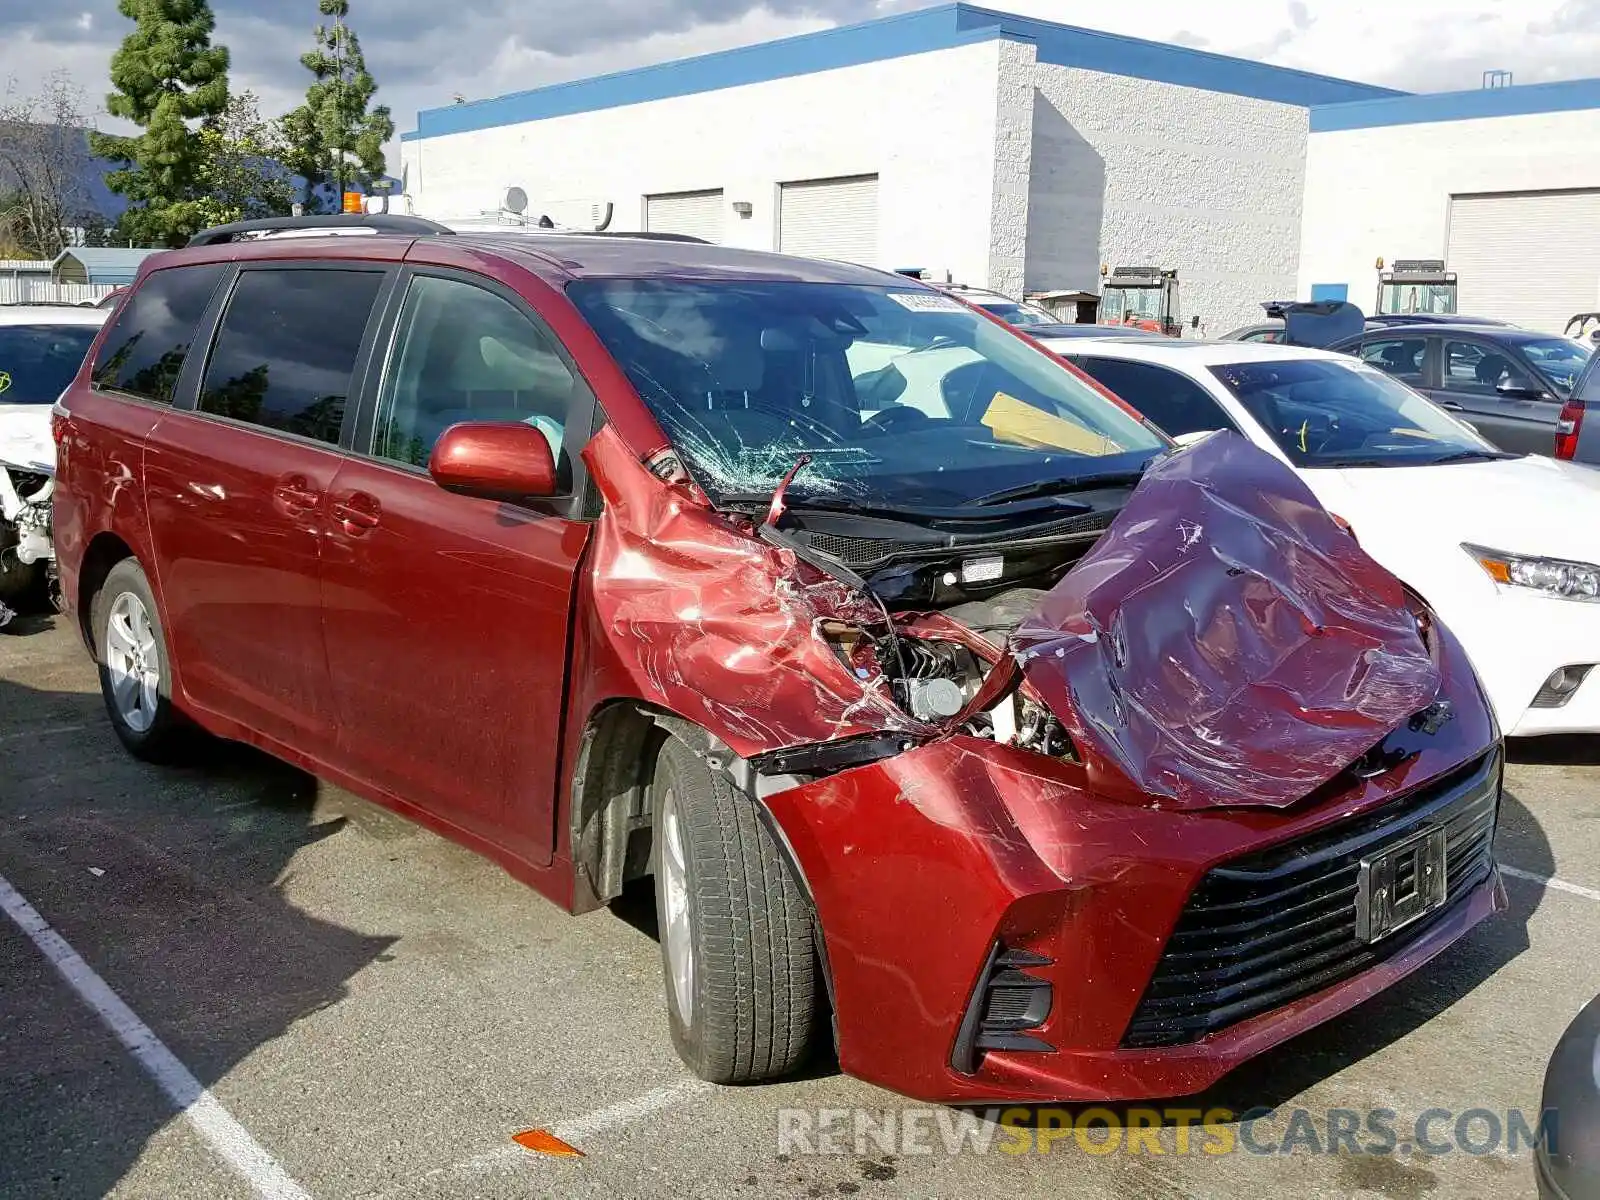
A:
[[1190, 315, 1200, 329], [428, 421, 559, 502], [1496, 379, 1549, 401]]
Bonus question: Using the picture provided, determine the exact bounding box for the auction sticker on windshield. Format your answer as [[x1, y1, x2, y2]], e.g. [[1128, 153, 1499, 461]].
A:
[[887, 292, 969, 313]]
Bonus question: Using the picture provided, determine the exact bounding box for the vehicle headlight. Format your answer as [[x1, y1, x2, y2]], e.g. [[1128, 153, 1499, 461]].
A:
[[1464, 544, 1600, 601]]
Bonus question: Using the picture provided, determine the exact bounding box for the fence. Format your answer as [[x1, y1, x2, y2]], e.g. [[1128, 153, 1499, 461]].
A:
[[0, 277, 114, 306]]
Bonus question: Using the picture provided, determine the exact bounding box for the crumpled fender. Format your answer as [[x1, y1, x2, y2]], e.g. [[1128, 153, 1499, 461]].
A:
[[1014, 431, 1443, 808], [582, 426, 930, 757]]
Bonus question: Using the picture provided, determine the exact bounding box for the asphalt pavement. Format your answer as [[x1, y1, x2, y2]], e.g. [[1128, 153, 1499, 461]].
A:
[[3, 614, 1598, 1199]]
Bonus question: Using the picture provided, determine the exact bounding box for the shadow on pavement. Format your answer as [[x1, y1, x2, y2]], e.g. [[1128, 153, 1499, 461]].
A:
[[0, 670, 394, 1198], [1508, 735, 1600, 767]]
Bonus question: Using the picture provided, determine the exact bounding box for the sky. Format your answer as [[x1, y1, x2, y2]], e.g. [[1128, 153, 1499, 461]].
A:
[[3, 0, 1598, 171]]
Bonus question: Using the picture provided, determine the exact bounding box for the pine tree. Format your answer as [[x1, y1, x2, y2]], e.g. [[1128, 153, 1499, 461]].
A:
[[284, 0, 394, 212], [89, 0, 231, 247]]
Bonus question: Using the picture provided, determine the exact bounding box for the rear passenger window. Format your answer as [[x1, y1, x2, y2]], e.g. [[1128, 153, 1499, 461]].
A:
[[198, 268, 383, 445], [371, 275, 581, 489], [1071, 357, 1233, 438], [92, 264, 226, 403], [1358, 337, 1427, 384]]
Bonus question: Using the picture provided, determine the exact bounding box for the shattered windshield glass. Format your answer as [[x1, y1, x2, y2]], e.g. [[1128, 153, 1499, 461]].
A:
[[566, 279, 1165, 507]]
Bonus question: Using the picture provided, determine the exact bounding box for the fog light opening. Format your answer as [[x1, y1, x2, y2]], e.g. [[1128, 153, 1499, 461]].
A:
[[1532, 664, 1596, 709]]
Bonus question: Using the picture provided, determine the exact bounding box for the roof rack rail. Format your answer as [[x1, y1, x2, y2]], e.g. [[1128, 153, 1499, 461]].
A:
[[509, 228, 708, 244], [187, 213, 456, 247]]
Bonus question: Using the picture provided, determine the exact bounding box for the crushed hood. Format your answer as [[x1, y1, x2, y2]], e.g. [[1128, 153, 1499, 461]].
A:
[[585, 425, 1448, 810], [1013, 431, 1442, 809]]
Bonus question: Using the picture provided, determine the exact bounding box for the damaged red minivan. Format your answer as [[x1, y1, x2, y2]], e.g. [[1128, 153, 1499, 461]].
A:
[[52, 215, 1505, 1103]]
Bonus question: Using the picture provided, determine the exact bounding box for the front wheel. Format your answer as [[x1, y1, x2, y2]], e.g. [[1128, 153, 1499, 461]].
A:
[[652, 737, 819, 1084], [92, 559, 190, 761]]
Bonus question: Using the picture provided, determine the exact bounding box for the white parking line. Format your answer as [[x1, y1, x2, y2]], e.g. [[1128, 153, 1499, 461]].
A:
[[423, 1078, 716, 1188], [1501, 864, 1600, 903], [0, 872, 312, 1200]]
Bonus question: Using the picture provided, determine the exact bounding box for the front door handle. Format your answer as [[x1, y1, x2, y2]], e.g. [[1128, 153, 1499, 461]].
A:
[[1437, 401, 1465, 411], [273, 474, 321, 513], [330, 491, 381, 535]]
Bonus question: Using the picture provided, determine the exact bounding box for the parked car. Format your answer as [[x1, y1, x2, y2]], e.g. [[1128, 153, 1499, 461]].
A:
[[54, 215, 1503, 1105], [1222, 310, 1511, 344], [1329, 323, 1592, 456], [0, 304, 108, 616], [1556, 346, 1600, 466], [931, 282, 1062, 328], [1044, 334, 1600, 738]]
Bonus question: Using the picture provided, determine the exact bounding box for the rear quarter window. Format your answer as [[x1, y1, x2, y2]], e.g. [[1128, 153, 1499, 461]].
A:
[[92, 264, 228, 404]]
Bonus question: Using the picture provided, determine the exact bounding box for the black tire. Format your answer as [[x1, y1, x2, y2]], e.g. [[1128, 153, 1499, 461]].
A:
[[91, 559, 190, 762], [651, 737, 818, 1084]]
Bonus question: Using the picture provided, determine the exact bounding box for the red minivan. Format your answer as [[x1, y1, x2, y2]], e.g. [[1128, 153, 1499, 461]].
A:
[[52, 215, 1505, 1104]]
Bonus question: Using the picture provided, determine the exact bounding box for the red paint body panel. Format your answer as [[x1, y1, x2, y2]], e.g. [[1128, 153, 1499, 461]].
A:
[[52, 231, 1508, 1108], [319, 455, 588, 862], [142, 415, 343, 755]]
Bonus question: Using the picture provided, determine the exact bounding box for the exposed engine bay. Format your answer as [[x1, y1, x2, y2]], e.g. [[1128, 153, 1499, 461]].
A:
[[0, 462, 56, 623]]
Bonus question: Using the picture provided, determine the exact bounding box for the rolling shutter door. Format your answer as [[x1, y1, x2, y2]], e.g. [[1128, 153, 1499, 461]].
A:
[[1447, 191, 1600, 334], [778, 175, 879, 264], [644, 190, 725, 243]]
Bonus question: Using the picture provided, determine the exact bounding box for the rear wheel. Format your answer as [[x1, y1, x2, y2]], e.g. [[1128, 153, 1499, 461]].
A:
[[651, 737, 818, 1084], [92, 559, 189, 761]]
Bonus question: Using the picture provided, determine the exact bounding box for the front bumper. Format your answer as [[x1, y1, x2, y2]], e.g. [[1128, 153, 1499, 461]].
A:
[[1428, 578, 1600, 738], [763, 706, 1502, 1103]]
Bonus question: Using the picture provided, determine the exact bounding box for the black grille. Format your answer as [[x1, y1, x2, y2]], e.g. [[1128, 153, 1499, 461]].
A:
[[1121, 749, 1500, 1049], [799, 509, 1115, 569]]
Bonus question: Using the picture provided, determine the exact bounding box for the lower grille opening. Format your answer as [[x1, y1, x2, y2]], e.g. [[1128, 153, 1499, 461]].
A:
[[1121, 749, 1501, 1050], [951, 945, 1054, 1075]]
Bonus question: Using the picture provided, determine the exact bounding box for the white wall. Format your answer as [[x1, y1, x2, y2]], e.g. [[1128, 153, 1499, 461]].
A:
[[1024, 64, 1310, 335], [1298, 108, 1600, 308], [401, 41, 1009, 289]]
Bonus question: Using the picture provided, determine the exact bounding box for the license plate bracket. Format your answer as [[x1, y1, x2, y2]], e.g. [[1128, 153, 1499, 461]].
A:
[[1356, 826, 1448, 943]]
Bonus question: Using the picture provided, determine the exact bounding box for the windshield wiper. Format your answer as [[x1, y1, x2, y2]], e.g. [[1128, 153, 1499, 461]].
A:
[[1425, 449, 1517, 465], [966, 470, 1145, 508]]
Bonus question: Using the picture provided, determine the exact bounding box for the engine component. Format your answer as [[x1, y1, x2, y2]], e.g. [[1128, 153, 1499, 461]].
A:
[[905, 677, 965, 721], [943, 588, 1050, 648]]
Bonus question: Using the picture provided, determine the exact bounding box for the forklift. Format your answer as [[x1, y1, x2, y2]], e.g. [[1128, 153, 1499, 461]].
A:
[[1097, 265, 1187, 336], [1374, 257, 1458, 316]]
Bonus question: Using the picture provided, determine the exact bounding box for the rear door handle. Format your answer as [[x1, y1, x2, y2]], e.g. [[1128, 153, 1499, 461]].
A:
[[1437, 401, 1465, 411], [330, 490, 381, 535], [273, 474, 322, 513]]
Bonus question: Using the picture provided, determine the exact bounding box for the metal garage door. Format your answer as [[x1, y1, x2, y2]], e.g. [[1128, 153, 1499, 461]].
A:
[[1448, 191, 1600, 334], [778, 175, 879, 264], [644, 190, 725, 243]]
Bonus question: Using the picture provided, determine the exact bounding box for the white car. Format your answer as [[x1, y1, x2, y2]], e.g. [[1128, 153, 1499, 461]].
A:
[[1041, 334, 1600, 738], [0, 304, 108, 613]]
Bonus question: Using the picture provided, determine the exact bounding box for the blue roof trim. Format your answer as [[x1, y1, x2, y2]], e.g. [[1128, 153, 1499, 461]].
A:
[[404, 2, 1400, 141], [954, 5, 1402, 107], [1312, 76, 1600, 131]]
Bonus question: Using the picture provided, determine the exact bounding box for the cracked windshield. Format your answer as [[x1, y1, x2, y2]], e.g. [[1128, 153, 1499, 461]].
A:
[[566, 279, 1165, 507]]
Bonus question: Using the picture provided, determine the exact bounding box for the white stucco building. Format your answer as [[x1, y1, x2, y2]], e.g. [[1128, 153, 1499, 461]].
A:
[[400, 4, 1396, 335], [399, 3, 1600, 336], [1298, 81, 1600, 334]]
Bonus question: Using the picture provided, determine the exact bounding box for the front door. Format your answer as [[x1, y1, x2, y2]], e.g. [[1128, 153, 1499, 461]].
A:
[[319, 271, 594, 862], [1431, 338, 1558, 455], [143, 264, 389, 755]]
